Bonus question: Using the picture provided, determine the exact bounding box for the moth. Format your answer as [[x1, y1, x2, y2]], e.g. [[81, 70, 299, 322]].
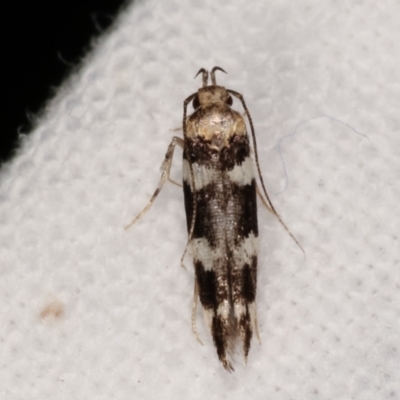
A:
[[127, 67, 301, 371]]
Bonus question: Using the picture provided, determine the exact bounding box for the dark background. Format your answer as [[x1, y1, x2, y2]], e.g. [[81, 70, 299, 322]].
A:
[[2, 1, 128, 166]]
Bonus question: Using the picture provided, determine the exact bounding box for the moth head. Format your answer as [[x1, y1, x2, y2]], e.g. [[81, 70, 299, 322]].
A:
[[194, 86, 233, 109], [192, 66, 233, 109]]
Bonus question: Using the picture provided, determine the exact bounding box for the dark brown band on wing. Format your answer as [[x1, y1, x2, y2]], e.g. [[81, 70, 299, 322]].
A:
[[195, 260, 229, 308], [232, 256, 257, 304], [195, 260, 219, 310], [212, 314, 232, 371], [184, 179, 258, 248], [183, 135, 250, 171], [238, 308, 252, 358]]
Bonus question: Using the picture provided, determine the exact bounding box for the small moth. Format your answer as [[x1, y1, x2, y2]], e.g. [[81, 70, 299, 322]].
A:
[[127, 67, 301, 371]]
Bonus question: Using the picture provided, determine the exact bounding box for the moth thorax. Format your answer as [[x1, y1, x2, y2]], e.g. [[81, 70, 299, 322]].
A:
[[198, 86, 229, 106], [196, 113, 238, 150]]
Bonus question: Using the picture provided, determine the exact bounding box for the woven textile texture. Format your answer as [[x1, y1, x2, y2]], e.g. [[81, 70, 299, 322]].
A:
[[1, 1, 399, 399]]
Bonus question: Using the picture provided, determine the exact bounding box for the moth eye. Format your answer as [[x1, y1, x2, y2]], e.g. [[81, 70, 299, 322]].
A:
[[226, 95, 233, 106], [192, 95, 200, 110]]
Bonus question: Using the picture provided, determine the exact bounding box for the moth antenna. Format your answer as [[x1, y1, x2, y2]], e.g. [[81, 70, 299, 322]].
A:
[[227, 89, 305, 257], [194, 68, 209, 87], [210, 66, 227, 86]]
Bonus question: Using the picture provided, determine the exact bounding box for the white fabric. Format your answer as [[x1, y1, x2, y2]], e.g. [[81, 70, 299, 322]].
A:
[[1, 0, 399, 398]]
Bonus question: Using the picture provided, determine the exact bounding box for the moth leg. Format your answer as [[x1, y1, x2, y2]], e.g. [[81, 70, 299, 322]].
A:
[[253, 306, 262, 345], [125, 136, 184, 229], [180, 253, 188, 270], [256, 183, 273, 214], [192, 278, 203, 345], [169, 124, 183, 133], [256, 182, 305, 257], [178, 92, 199, 269], [168, 177, 183, 187], [229, 88, 304, 257]]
